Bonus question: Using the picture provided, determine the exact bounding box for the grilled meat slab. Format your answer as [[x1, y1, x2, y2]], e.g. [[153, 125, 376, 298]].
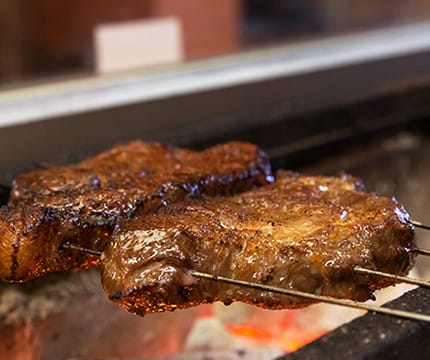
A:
[[0, 141, 272, 282], [101, 170, 415, 315]]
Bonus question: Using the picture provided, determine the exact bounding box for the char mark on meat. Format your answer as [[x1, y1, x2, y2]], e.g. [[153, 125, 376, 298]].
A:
[[0, 141, 272, 282]]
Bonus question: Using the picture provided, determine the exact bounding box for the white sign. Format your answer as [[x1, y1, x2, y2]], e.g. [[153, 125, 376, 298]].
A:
[[94, 17, 183, 74]]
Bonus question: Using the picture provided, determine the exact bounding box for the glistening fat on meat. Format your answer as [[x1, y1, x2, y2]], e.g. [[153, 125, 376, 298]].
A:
[[101, 170, 415, 316], [0, 141, 273, 282]]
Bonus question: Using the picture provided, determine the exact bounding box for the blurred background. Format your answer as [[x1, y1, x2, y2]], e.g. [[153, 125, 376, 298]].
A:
[[1, 0, 430, 87]]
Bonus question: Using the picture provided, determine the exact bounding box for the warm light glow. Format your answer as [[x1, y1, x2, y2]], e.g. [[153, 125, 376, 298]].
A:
[[227, 321, 325, 353], [227, 324, 272, 340], [277, 331, 321, 352]]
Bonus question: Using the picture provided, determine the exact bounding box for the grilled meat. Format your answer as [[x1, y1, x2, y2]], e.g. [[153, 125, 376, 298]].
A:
[[0, 141, 272, 282], [101, 170, 415, 316]]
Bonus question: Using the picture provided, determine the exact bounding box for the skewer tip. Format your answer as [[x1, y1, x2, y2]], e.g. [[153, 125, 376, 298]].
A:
[[62, 242, 102, 257], [411, 220, 430, 230]]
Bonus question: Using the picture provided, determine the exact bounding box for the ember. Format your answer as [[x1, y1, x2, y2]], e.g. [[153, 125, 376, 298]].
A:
[[182, 302, 361, 357]]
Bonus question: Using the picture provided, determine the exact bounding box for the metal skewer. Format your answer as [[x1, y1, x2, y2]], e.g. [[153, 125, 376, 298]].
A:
[[64, 243, 430, 323], [62, 242, 103, 257], [412, 247, 430, 257], [411, 220, 430, 230], [354, 266, 430, 288], [190, 270, 430, 323]]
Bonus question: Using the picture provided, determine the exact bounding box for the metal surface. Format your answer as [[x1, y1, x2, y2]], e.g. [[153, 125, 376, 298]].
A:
[[1, 24, 430, 186], [1, 22, 430, 127]]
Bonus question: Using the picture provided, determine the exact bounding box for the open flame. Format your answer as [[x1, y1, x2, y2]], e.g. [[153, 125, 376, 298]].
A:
[[0, 291, 410, 359], [0, 270, 416, 359], [225, 308, 328, 353], [182, 302, 363, 357], [227, 322, 323, 352], [183, 284, 417, 357]]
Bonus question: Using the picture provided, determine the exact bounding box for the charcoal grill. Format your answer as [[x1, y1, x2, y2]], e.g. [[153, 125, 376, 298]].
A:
[[1, 22, 430, 359]]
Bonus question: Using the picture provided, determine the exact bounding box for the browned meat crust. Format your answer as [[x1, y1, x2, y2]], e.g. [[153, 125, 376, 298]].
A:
[[0, 141, 272, 282], [101, 170, 415, 315]]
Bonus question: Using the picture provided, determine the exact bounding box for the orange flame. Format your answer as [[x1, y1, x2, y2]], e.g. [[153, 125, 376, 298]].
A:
[[227, 323, 324, 353], [227, 324, 272, 340]]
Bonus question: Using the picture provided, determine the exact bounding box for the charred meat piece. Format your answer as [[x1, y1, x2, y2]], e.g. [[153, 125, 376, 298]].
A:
[[102, 170, 415, 316], [0, 141, 272, 282]]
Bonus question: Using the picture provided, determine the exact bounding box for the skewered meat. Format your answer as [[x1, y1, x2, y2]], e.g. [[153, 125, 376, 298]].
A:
[[101, 170, 415, 315], [0, 141, 272, 282]]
